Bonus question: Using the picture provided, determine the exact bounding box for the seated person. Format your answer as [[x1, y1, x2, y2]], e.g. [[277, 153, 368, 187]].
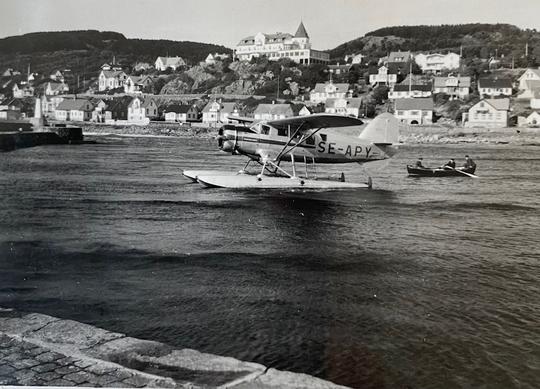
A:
[[415, 157, 425, 168], [443, 158, 456, 169], [463, 155, 476, 169]]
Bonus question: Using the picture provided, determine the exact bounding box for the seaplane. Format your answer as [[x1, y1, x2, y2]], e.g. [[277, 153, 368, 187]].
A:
[[183, 112, 400, 189]]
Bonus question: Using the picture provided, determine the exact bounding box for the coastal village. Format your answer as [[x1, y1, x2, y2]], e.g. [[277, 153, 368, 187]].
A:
[[2, 22, 540, 130]]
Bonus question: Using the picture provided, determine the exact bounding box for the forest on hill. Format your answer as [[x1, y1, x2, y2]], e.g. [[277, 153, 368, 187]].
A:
[[0, 30, 232, 76], [330, 23, 540, 66]]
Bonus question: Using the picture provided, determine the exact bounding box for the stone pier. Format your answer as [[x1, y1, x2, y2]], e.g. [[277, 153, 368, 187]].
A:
[[0, 308, 348, 388]]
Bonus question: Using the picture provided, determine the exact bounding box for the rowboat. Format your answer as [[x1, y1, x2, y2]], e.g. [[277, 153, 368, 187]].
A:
[[406, 165, 477, 177]]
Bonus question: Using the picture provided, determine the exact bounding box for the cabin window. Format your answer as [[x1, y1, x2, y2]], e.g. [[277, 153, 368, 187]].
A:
[[305, 136, 315, 145], [320, 134, 327, 141], [277, 127, 288, 137], [260, 125, 271, 135]]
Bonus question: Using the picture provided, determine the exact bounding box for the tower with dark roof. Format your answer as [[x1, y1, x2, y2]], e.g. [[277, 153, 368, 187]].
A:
[[293, 21, 310, 49]]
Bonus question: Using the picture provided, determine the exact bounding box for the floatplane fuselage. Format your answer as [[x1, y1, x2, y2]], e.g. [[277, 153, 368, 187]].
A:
[[184, 113, 400, 189]]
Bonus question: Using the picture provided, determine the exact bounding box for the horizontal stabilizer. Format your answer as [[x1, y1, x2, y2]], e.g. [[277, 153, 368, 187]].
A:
[[358, 112, 400, 144]]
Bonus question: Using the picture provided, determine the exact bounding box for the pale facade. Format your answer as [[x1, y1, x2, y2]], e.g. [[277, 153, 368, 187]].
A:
[[202, 101, 239, 124], [127, 97, 158, 123], [98, 70, 127, 91], [478, 78, 512, 97], [414, 52, 460, 73], [324, 98, 362, 118], [394, 98, 434, 125], [518, 68, 540, 90], [254, 104, 294, 120], [465, 99, 509, 128], [369, 66, 397, 87], [433, 76, 471, 99], [235, 22, 329, 64], [155, 56, 186, 71], [389, 84, 432, 99], [310, 82, 349, 104]]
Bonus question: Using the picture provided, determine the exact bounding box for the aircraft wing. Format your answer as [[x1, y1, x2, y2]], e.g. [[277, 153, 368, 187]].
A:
[[267, 114, 363, 131], [229, 116, 256, 124]]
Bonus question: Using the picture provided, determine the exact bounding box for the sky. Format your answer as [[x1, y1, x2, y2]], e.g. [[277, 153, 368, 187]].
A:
[[1, 0, 539, 50]]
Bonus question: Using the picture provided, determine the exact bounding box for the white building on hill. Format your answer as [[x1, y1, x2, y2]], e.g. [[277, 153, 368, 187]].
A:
[[414, 52, 460, 73], [234, 22, 329, 65], [155, 56, 186, 71]]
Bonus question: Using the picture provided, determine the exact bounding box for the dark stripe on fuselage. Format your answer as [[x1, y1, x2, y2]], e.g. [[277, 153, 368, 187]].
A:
[[239, 135, 316, 149]]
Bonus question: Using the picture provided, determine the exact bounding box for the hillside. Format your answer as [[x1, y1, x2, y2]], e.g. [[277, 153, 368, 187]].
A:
[[330, 23, 540, 65], [0, 30, 232, 76]]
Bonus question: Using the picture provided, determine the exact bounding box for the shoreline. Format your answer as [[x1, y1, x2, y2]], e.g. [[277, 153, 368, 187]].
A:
[[79, 122, 540, 145]]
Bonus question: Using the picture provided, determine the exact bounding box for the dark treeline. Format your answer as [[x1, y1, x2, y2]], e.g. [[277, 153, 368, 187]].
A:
[[366, 23, 524, 39], [330, 23, 540, 64], [0, 30, 232, 68]]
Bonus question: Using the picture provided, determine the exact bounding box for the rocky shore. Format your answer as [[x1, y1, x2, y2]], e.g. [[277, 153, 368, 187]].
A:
[[79, 122, 540, 145], [0, 307, 348, 388]]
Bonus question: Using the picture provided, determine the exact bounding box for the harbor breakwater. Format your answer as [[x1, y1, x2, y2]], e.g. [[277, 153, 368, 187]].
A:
[[0, 126, 84, 151]]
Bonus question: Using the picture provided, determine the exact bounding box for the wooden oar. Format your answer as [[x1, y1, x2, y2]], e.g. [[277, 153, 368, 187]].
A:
[[450, 166, 478, 178]]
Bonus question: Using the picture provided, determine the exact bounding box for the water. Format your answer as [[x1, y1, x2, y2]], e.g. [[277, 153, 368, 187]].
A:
[[1, 136, 539, 388]]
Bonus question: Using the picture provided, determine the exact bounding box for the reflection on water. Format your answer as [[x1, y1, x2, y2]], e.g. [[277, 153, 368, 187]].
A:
[[0, 136, 539, 388]]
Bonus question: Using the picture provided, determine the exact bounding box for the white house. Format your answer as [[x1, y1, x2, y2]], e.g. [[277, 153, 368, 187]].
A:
[[518, 68, 540, 90], [127, 97, 158, 123], [414, 52, 460, 73], [517, 80, 540, 99], [464, 98, 510, 128], [12, 84, 34, 98], [45, 81, 69, 96], [525, 111, 540, 127], [345, 53, 364, 65], [54, 99, 94, 121], [164, 104, 200, 122], [235, 22, 329, 65], [155, 56, 186, 71], [394, 98, 434, 125], [205, 53, 230, 65], [324, 98, 363, 117], [310, 82, 349, 104], [433, 76, 471, 99], [41, 95, 64, 118], [98, 70, 127, 92], [254, 103, 294, 120], [379, 51, 412, 65], [91, 99, 109, 123], [478, 78, 512, 97], [369, 66, 398, 87], [389, 84, 432, 99], [202, 101, 240, 124]]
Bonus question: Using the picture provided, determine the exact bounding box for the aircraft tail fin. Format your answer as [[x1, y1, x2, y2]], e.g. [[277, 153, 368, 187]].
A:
[[358, 112, 400, 145]]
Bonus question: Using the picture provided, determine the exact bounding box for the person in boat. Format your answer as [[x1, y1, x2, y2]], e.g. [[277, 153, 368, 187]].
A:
[[415, 157, 425, 168], [463, 155, 476, 169], [443, 158, 456, 169]]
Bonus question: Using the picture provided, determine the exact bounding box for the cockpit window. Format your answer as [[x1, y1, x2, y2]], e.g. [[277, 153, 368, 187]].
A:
[[261, 125, 271, 135]]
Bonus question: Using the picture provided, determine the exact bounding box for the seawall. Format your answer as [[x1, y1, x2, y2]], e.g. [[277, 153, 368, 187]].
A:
[[0, 127, 84, 151], [0, 307, 348, 388]]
